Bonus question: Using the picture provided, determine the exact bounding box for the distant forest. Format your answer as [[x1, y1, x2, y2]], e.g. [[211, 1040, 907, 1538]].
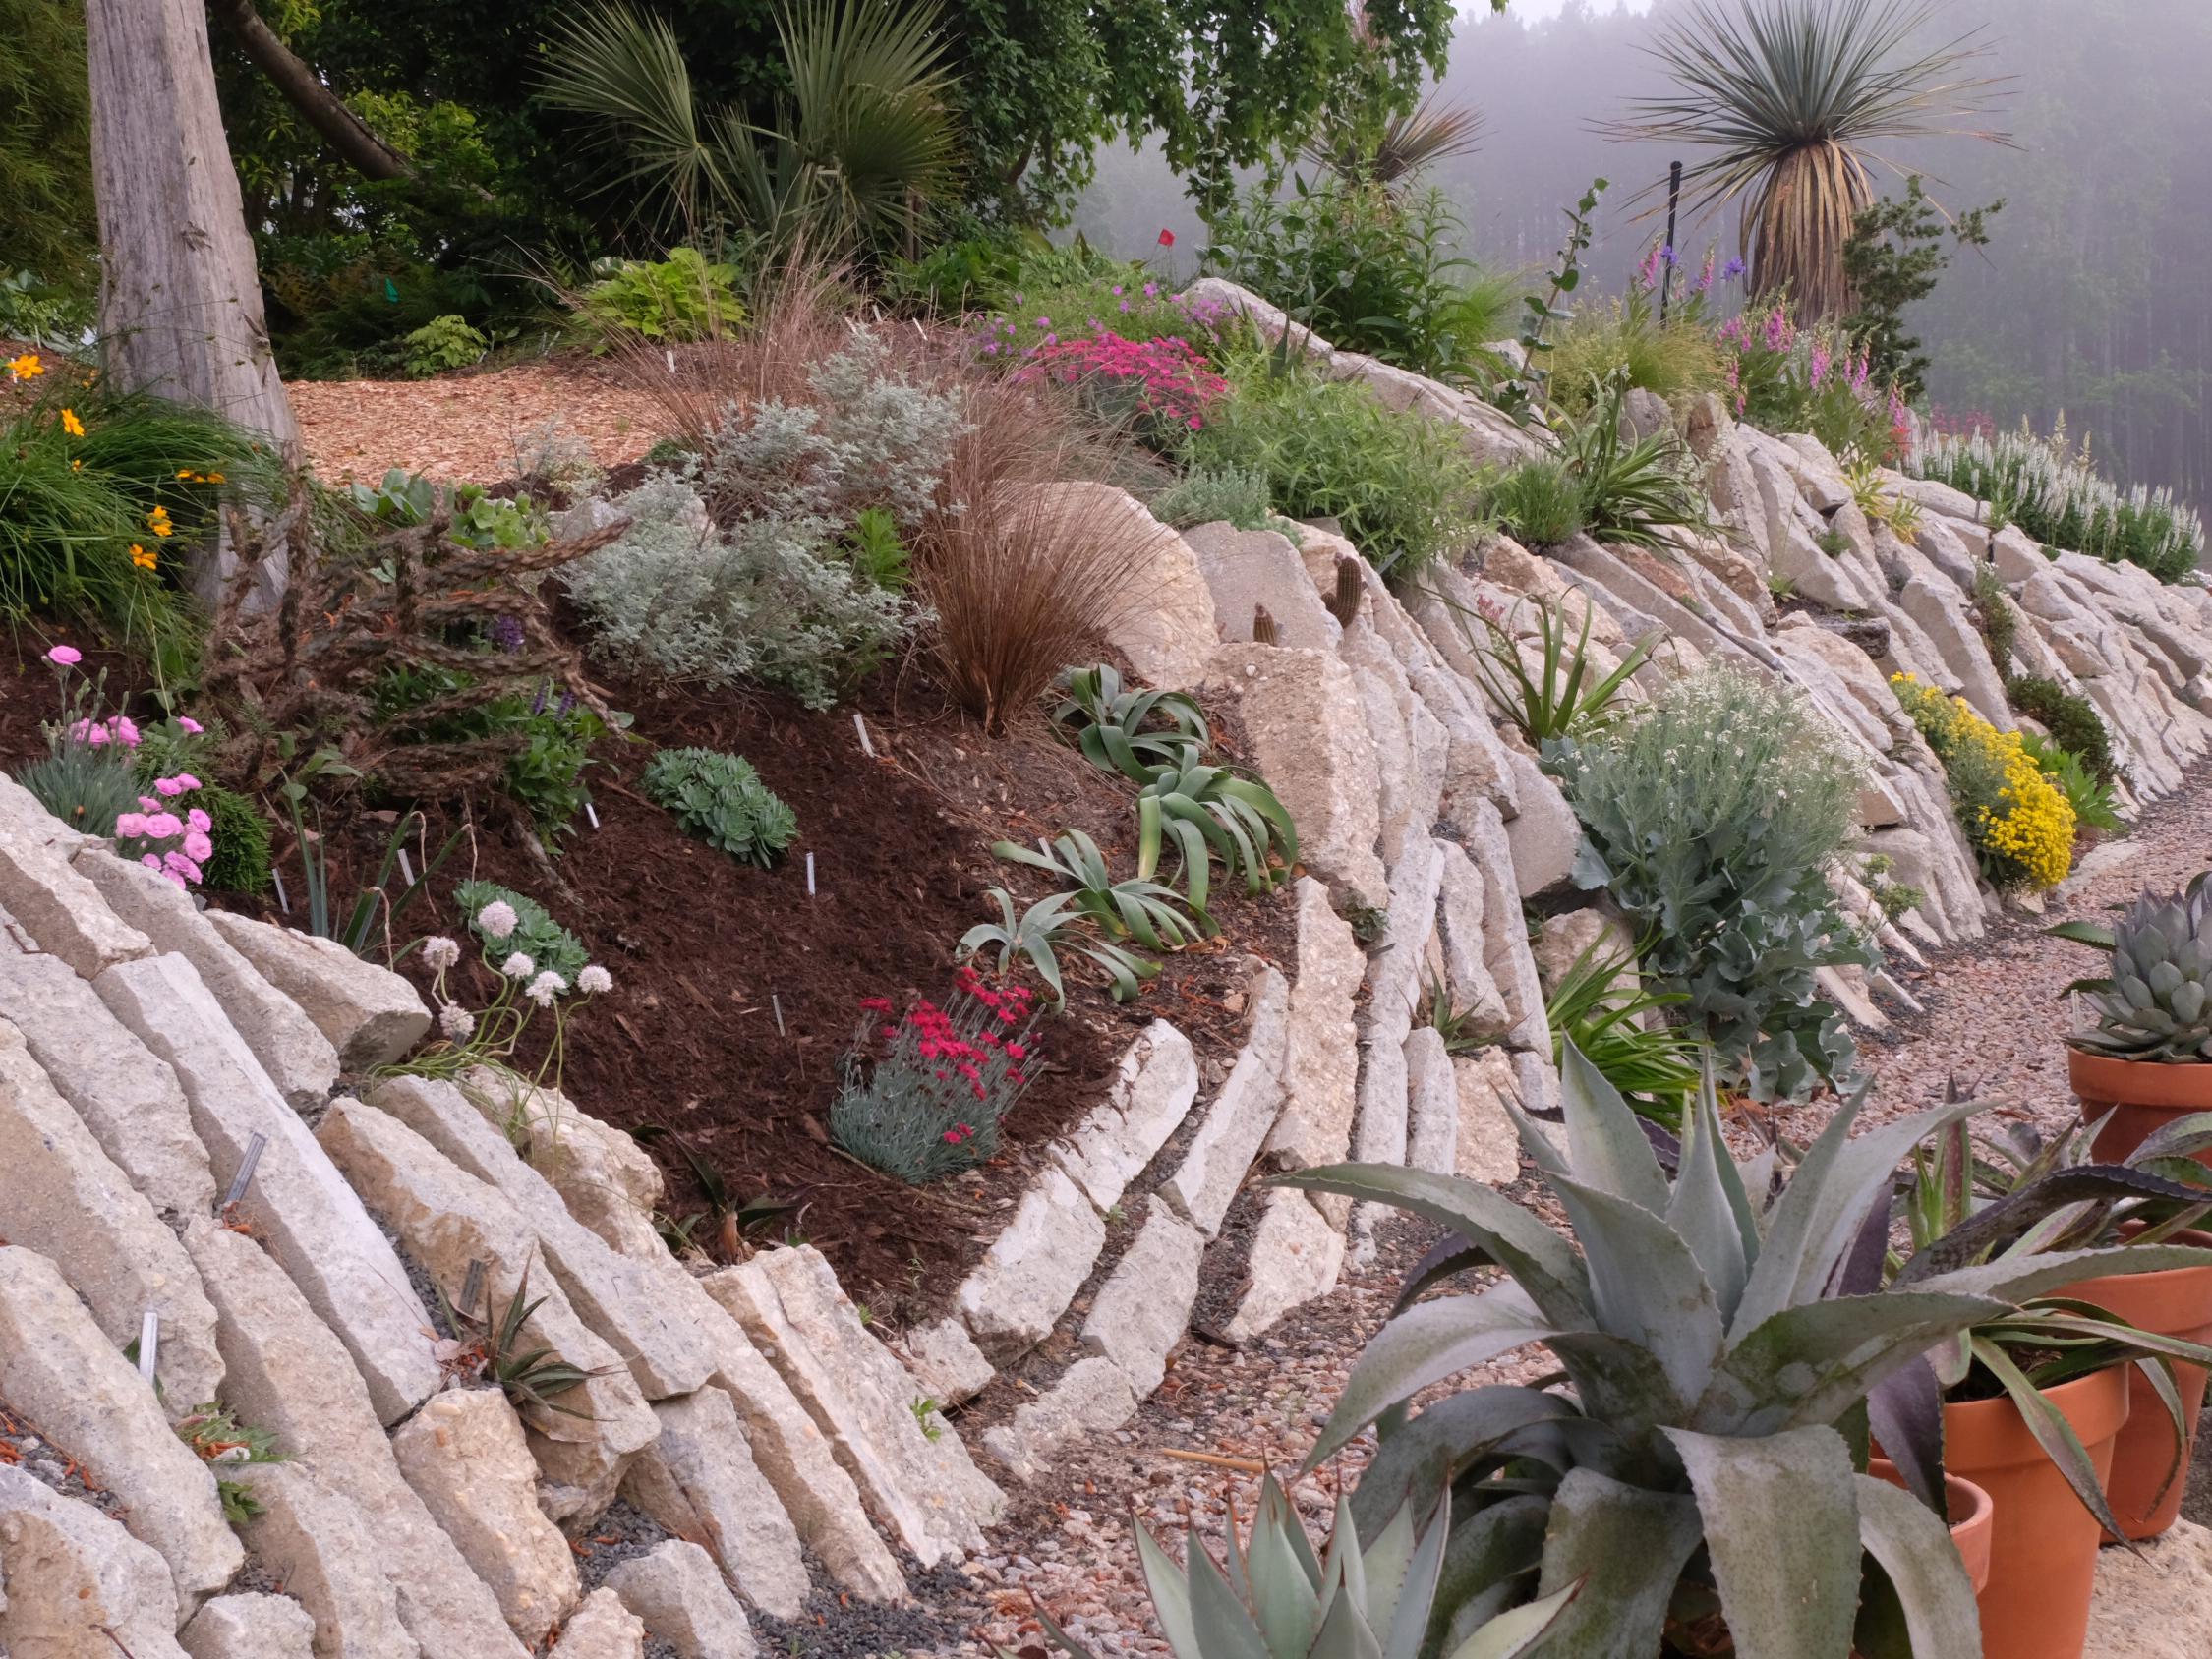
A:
[[1074, 0, 2212, 500]]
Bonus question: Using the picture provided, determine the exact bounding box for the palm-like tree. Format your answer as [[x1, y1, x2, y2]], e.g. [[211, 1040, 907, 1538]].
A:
[[1302, 92, 1486, 189], [540, 0, 960, 260], [1605, 0, 2009, 319]]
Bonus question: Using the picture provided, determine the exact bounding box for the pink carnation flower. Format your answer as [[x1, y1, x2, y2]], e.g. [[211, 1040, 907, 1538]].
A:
[[182, 830, 213, 863], [186, 807, 211, 833], [114, 812, 149, 839], [142, 812, 183, 840], [113, 716, 140, 748], [45, 645, 82, 666], [178, 716, 204, 734], [154, 776, 184, 797]]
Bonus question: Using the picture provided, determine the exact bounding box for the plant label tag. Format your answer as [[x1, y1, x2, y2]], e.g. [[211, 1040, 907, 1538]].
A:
[[397, 848, 415, 887], [222, 1132, 268, 1212], [586, 802, 601, 830], [271, 868, 289, 914], [137, 1311, 158, 1383]]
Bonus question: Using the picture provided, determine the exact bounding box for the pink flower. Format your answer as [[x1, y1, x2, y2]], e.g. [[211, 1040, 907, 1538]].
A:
[[161, 851, 203, 886], [113, 716, 140, 748], [45, 645, 81, 666], [186, 808, 211, 833], [141, 812, 183, 839], [140, 853, 162, 871], [177, 716, 204, 734], [154, 776, 185, 797], [183, 830, 213, 863], [173, 772, 200, 791], [114, 812, 149, 839], [137, 796, 159, 813], [73, 720, 109, 747]]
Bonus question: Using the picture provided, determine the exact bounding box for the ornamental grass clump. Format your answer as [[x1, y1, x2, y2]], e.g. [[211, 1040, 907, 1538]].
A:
[[641, 746, 796, 867], [832, 968, 1040, 1184], [1892, 673, 2075, 890], [1554, 663, 1873, 1101]]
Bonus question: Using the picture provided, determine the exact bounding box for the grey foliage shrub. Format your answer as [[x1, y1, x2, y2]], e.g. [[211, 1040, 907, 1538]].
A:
[[1149, 465, 1275, 531], [1553, 663, 1875, 1101], [640, 746, 796, 867], [561, 472, 923, 710]]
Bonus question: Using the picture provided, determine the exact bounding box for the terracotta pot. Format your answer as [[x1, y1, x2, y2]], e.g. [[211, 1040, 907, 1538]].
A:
[[1941, 1365, 2130, 1659], [2059, 1227, 2212, 1541], [2068, 1047, 2212, 1166], [1865, 1458, 1995, 1595]]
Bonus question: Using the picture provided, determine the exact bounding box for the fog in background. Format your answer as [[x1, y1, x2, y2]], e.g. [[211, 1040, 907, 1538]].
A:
[[1072, 0, 2212, 498]]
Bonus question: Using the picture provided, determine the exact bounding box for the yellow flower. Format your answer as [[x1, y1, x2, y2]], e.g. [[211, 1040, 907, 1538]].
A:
[[70, 459, 81, 472], [130, 544, 157, 571], [59, 408, 83, 438], [177, 469, 193, 480], [205, 472, 224, 484], [146, 505, 173, 539], [6, 353, 42, 382]]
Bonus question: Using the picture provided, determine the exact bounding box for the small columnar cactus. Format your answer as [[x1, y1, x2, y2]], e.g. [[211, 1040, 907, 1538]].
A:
[[2062, 873, 2212, 1061]]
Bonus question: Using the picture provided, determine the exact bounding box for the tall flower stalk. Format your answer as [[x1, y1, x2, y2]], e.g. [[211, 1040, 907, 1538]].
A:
[[391, 900, 614, 1097]]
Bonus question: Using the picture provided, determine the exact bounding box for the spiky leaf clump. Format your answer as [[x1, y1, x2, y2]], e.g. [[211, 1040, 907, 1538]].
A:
[[2066, 875, 2212, 1061]]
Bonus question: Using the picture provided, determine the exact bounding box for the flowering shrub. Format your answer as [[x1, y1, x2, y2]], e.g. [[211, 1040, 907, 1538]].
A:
[[1892, 674, 2075, 891], [13, 648, 207, 864], [1716, 298, 1905, 464], [114, 774, 213, 888], [1011, 331, 1228, 436], [975, 282, 1232, 362], [830, 967, 1040, 1184], [397, 896, 614, 1093]]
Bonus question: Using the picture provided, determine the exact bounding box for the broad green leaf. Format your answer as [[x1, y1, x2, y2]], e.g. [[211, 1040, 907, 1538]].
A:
[[1548, 1173, 1726, 1405], [1275, 1164, 1592, 1329], [1665, 1424, 1860, 1659], [1447, 1579, 1585, 1659], [1426, 1494, 1549, 1659], [1852, 1473, 1983, 1659], [1306, 1293, 1572, 1467], [1533, 1468, 1702, 1657], [1558, 1042, 1672, 1216], [1971, 1339, 2129, 1541], [1908, 1243, 2212, 1308], [1695, 1290, 2008, 1436]]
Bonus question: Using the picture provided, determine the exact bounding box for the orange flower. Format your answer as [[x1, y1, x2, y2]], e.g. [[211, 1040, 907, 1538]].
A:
[[130, 544, 157, 571], [6, 353, 42, 381], [146, 505, 173, 538], [70, 459, 81, 472], [176, 469, 193, 480], [205, 472, 224, 484], [59, 408, 83, 438]]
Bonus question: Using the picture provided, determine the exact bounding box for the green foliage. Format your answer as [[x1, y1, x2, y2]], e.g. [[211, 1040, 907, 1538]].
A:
[[1908, 421, 2204, 584], [401, 314, 490, 378], [1484, 458, 1584, 548], [15, 745, 140, 841], [1050, 664, 1209, 779], [1200, 176, 1508, 383], [1555, 665, 1875, 1101], [1187, 347, 1485, 577], [575, 249, 744, 348], [283, 789, 462, 958], [2005, 672, 2117, 784], [840, 506, 910, 592], [456, 879, 591, 983], [2056, 873, 2212, 1063], [993, 830, 1210, 948], [436, 1260, 606, 1417], [1276, 1053, 2046, 1656], [1419, 974, 1501, 1057], [1493, 177, 1607, 425], [1544, 944, 1703, 1126], [1135, 755, 1297, 917], [1549, 286, 1727, 419], [173, 1402, 285, 1526], [1553, 373, 1709, 549], [1841, 176, 2002, 402], [371, 665, 606, 848], [0, 270, 94, 351], [1847, 453, 1923, 542], [2022, 733, 2123, 835], [883, 224, 1125, 315], [958, 887, 1156, 1008], [0, 0, 93, 291], [1148, 466, 1276, 532], [200, 786, 274, 895], [1970, 561, 2016, 667], [1452, 593, 1657, 745], [641, 746, 797, 866]]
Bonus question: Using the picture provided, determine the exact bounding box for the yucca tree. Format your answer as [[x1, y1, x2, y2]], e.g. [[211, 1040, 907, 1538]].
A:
[[540, 0, 960, 260], [1605, 0, 2009, 319], [1302, 92, 1487, 189]]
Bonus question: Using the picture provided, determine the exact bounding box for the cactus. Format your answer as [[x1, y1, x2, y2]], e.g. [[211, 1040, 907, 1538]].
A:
[[2056, 872, 2212, 1061]]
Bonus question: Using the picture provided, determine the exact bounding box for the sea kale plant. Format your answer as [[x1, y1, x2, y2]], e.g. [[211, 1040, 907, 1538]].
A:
[[832, 967, 1040, 1183], [1554, 664, 1874, 1101], [1273, 1050, 2184, 1657], [641, 746, 796, 867]]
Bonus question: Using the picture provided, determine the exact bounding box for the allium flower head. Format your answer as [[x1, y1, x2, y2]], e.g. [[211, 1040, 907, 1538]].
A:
[[422, 936, 462, 970], [478, 900, 519, 939], [501, 951, 535, 980], [578, 965, 612, 995]]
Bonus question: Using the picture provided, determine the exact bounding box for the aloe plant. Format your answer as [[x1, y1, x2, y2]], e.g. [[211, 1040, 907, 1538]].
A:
[[1051, 663, 1210, 781], [957, 887, 1157, 1008], [993, 829, 1213, 946], [1279, 1049, 2212, 1656], [1452, 590, 1659, 746], [1136, 755, 1298, 912], [1019, 1473, 1580, 1659]]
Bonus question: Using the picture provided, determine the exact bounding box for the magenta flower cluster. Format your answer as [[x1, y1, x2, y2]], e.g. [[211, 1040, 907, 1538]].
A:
[[1011, 331, 1229, 430], [115, 775, 212, 889]]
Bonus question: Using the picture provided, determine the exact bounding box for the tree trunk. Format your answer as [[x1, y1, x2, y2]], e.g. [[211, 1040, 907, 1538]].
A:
[[86, 0, 299, 460], [205, 0, 414, 183]]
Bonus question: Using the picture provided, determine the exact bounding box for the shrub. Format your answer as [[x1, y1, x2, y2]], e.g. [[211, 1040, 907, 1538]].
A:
[[1185, 346, 1486, 576], [1554, 664, 1874, 1100], [574, 249, 744, 349], [1148, 465, 1275, 531], [453, 879, 589, 984], [1892, 673, 2075, 890], [1200, 177, 1507, 383], [401, 314, 487, 378], [1011, 331, 1228, 442], [1907, 419, 2204, 583], [2006, 671, 2117, 783], [1717, 298, 1905, 463], [832, 971, 1040, 1182], [198, 785, 272, 894], [641, 747, 796, 866], [562, 471, 923, 710], [1486, 456, 1585, 547]]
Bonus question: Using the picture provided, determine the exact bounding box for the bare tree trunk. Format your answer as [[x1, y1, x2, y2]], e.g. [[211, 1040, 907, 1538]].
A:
[[86, 0, 299, 460], [205, 0, 414, 183]]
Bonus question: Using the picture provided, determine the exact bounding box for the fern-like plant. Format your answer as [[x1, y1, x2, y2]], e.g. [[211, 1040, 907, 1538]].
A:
[[640, 746, 797, 867]]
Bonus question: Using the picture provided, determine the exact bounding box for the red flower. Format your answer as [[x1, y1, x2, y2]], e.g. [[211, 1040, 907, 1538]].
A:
[[859, 997, 893, 1013], [1005, 1043, 1027, 1060], [1158, 228, 1176, 247]]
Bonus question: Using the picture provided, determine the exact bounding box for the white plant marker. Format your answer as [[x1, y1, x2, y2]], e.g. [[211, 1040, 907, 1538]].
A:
[[666, 348, 676, 375], [805, 852, 816, 896], [137, 1311, 159, 1385], [271, 867, 290, 914], [222, 1132, 268, 1212], [397, 848, 415, 887], [585, 802, 601, 830], [853, 713, 875, 758], [772, 994, 786, 1037]]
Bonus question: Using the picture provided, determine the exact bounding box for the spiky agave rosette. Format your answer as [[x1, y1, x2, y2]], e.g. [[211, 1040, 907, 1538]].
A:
[[2057, 873, 2212, 1061]]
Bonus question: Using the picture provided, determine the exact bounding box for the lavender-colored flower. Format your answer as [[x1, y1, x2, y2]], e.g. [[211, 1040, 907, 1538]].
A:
[[490, 614, 525, 654], [531, 682, 548, 716], [556, 690, 576, 719], [1720, 257, 1748, 282]]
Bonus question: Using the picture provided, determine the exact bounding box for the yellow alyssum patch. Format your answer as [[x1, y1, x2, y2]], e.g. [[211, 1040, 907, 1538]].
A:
[[1891, 673, 2074, 890]]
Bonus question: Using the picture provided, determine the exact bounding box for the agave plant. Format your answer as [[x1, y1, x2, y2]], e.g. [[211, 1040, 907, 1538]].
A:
[[1279, 1049, 2212, 1655], [541, 0, 959, 257], [2051, 873, 2212, 1061], [1603, 0, 2010, 319], [1136, 756, 1298, 912], [993, 828, 1214, 946], [1051, 663, 1210, 780], [1873, 1105, 2212, 1527], [1019, 1474, 1580, 1659]]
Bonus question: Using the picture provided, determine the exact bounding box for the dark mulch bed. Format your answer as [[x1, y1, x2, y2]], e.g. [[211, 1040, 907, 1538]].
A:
[[1, 629, 1295, 1321]]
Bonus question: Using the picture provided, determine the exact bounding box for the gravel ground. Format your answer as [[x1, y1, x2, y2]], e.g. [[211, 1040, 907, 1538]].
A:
[[935, 771, 2212, 1655]]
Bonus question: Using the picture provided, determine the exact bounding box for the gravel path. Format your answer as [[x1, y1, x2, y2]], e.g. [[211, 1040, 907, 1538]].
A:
[[938, 771, 2212, 1657]]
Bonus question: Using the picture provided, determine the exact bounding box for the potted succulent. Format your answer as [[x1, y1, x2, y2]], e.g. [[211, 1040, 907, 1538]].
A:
[[2053, 872, 2212, 1163], [1875, 1114, 2212, 1658], [1255, 1049, 2197, 1656]]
